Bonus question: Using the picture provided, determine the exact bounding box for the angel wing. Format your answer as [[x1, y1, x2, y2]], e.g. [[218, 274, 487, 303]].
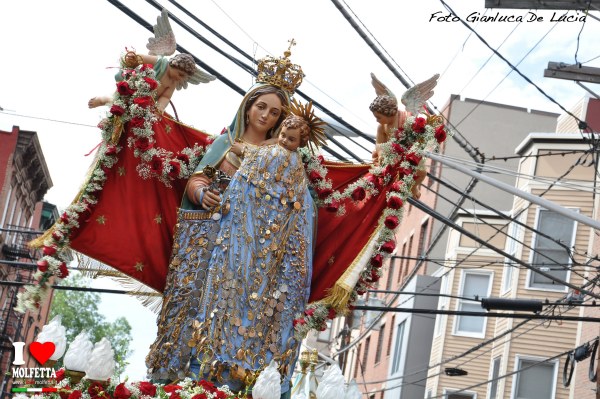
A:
[[400, 73, 439, 115], [146, 8, 176, 56], [371, 72, 396, 100], [176, 67, 217, 91]]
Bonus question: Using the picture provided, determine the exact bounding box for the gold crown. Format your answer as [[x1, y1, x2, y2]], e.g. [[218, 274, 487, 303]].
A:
[[256, 39, 304, 94]]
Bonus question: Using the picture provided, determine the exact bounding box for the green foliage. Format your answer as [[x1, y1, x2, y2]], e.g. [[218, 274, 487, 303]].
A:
[[49, 273, 132, 376]]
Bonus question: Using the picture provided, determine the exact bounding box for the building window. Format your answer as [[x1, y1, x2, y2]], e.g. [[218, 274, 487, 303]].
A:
[[502, 213, 524, 293], [363, 337, 370, 371], [354, 344, 362, 379], [375, 324, 386, 364], [444, 391, 475, 399], [391, 320, 406, 374], [488, 356, 501, 399], [454, 272, 492, 337], [406, 235, 414, 275], [386, 258, 396, 290], [528, 209, 575, 291], [386, 316, 395, 357], [513, 357, 557, 399], [417, 219, 429, 258], [435, 275, 449, 337], [398, 242, 407, 283]]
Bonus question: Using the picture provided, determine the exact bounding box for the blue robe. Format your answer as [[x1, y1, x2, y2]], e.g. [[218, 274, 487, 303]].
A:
[[191, 144, 315, 392]]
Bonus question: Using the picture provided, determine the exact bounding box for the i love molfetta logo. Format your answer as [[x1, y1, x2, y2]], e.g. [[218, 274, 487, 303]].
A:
[[12, 341, 58, 379]]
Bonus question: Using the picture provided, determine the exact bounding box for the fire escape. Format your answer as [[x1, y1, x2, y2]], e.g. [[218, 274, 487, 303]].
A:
[[0, 225, 41, 364]]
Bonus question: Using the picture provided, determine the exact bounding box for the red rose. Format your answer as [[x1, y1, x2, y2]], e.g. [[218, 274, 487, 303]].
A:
[[163, 385, 181, 394], [88, 382, 106, 399], [116, 81, 135, 96], [435, 125, 447, 143], [191, 394, 207, 399], [411, 117, 427, 133], [129, 117, 146, 129], [215, 391, 227, 399], [317, 187, 333, 199], [383, 165, 394, 177], [138, 382, 157, 397], [134, 96, 154, 108], [60, 212, 69, 224], [143, 77, 158, 90], [370, 269, 380, 282], [390, 181, 403, 192], [37, 260, 49, 273], [380, 240, 396, 253], [105, 145, 117, 156], [387, 196, 403, 209], [55, 368, 65, 382], [319, 323, 328, 332], [326, 200, 339, 213], [394, 127, 405, 139], [371, 254, 383, 268], [351, 186, 366, 201], [150, 155, 164, 174], [198, 380, 216, 392], [59, 387, 71, 399], [327, 307, 337, 319], [356, 288, 366, 295], [406, 153, 422, 166], [52, 231, 63, 242], [293, 318, 306, 327], [171, 393, 181, 399], [176, 153, 190, 164], [68, 390, 82, 399], [391, 143, 405, 155], [384, 215, 399, 229], [168, 160, 181, 179], [109, 104, 126, 116], [58, 262, 69, 279], [114, 383, 132, 399], [43, 245, 57, 256], [398, 167, 414, 179], [309, 170, 323, 182], [304, 308, 315, 317], [134, 136, 153, 152]]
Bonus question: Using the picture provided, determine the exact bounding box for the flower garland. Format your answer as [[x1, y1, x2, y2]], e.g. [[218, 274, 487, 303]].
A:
[[26, 371, 244, 399], [16, 64, 212, 313], [293, 114, 449, 337]]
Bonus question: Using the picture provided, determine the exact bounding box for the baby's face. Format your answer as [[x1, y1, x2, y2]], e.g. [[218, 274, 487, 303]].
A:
[[278, 126, 301, 151]]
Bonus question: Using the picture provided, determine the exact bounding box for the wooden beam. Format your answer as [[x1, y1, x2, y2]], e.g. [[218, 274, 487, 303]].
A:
[[544, 62, 600, 84], [485, 0, 600, 9]]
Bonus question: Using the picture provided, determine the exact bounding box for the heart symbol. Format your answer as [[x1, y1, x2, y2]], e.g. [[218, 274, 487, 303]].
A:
[[29, 342, 56, 365]]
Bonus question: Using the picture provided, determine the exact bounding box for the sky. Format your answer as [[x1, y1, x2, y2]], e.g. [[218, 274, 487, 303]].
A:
[[2, 0, 600, 381]]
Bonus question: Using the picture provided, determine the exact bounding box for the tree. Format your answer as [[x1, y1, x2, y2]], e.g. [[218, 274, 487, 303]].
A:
[[49, 273, 132, 377]]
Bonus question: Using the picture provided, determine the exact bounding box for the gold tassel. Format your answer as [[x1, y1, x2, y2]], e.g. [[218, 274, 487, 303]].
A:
[[111, 117, 124, 144], [321, 283, 353, 312]]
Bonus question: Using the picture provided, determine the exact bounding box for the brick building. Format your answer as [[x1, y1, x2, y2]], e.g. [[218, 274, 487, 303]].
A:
[[0, 126, 56, 399]]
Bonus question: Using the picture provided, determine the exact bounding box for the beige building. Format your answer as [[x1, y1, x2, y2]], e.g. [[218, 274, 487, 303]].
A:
[[426, 129, 596, 399]]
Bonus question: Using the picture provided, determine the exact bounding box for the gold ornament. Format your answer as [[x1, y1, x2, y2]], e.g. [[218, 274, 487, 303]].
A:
[[256, 39, 304, 94]]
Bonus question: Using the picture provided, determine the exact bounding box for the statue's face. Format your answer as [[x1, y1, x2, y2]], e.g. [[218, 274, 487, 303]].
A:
[[170, 67, 190, 83], [372, 111, 395, 126], [246, 93, 284, 134], [278, 126, 301, 151]]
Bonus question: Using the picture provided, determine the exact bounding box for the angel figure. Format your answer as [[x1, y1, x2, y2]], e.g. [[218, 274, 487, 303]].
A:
[[369, 72, 439, 198], [88, 8, 215, 113]]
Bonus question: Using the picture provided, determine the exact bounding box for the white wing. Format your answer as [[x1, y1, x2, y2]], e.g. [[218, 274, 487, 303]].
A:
[[371, 72, 396, 100], [176, 67, 217, 90], [400, 73, 439, 115], [146, 9, 176, 56]]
